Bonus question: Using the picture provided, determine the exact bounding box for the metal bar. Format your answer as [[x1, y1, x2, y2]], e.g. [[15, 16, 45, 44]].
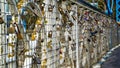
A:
[[70, 0, 113, 19], [75, 5, 79, 68]]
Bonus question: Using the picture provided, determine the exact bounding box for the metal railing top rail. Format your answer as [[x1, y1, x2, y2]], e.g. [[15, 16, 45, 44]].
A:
[[70, 0, 114, 20]]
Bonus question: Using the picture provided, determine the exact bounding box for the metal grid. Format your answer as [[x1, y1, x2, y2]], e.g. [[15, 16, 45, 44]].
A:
[[0, 0, 119, 68]]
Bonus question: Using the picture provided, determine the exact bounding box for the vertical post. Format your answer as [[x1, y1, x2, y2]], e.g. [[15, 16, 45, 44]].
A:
[[109, 19, 112, 49], [75, 5, 79, 68]]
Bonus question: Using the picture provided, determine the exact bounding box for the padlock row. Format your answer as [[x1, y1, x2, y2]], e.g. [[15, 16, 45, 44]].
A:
[[0, 0, 117, 68]]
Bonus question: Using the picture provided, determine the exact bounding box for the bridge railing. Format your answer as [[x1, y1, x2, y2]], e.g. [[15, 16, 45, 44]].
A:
[[0, 0, 119, 68]]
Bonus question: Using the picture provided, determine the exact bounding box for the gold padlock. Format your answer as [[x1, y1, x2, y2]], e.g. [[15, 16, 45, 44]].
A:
[[8, 53, 14, 58], [36, 18, 42, 25], [41, 58, 47, 65], [8, 43, 15, 48], [60, 54, 63, 59], [47, 40, 52, 49], [31, 31, 36, 41]]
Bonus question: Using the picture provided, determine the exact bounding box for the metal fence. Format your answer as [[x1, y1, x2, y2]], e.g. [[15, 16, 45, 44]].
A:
[[0, 0, 119, 68]]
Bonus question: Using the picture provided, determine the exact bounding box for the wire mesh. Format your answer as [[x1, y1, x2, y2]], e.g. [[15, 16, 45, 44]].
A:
[[0, 0, 119, 68]]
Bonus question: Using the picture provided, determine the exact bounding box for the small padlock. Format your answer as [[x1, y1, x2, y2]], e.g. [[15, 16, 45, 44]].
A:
[[48, 4, 54, 12], [47, 40, 52, 49], [56, 24, 61, 31], [41, 58, 47, 65], [48, 31, 52, 38], [8, 43, 15, 48], [58, 7, 64, 14], [36, 18, 42, 25], [31, 30, 37, 40], [68, 36, 71, 41], [68, 21, 74, 27], [60, 37, 65, 43], [0, 17, 4, 24], [8, 53, 14, 58]]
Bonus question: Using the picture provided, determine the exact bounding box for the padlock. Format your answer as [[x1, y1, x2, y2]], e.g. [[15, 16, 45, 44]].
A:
[[48, 31, 52, 38], [48, 4, 54, 12], [68, 21, 74, 27], [41, 58, 47, 66], [0, 46, 3, 54], [58, 7, 64, 14], [56, 17, 60, 21], [47, 40, 52, 49], [56, 25, 61, 31], [0, 17, 4, 24], [36, 18, 42, 25], [8, 43, 15, 48], [60, 54, 63, 59], [41, 38, 44, 42], [68, 36, 71, 41], [60, 37, 65, 43], [8, 26, 15, 34], [8, 53, 14, 58], [31, 31, 37, 41]]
